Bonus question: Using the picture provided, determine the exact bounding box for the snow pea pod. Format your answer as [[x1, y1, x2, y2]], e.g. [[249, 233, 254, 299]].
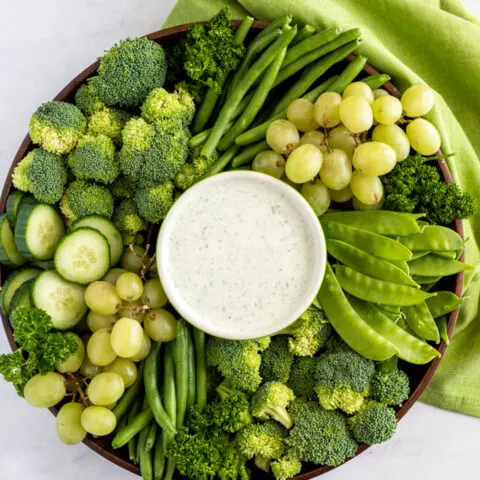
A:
[[386, 259, 409, 274], [320, 220, 413, 261], [334, 264, 435, 306], [326, 239, 418, 287], [412, 274, 442, 285], [375, 305, 401, 321], [399, 225, 463, 252], [403, 302, 440, 343], [432, 250, 458, 260], [349, 297, 440, 364], [436, 316, 450, 345], [408, 254, 472, 277], [426, 291, 463, 318], [410, 251, 430, 260], [317, 263, 398, 361]]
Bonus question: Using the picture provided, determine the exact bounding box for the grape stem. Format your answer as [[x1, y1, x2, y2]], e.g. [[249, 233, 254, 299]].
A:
[[65, 371, 89, 408]]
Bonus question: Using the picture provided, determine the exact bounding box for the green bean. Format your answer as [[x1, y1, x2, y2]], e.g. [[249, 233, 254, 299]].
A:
[[292, 24, 316, 44], [399, 225, 463, 251], [218, 46, 287, 151], [193, 327, 207, 409], [186, 326, 196, 411], [403, 302, 440, 343], [327, 55, 368, 93], [162, 342, 177, 480], [323, 211, 424, 236], [257, 15, 292, 39], [317, 263, 398, 361], [201, 25, 297, 159], [272, 40, 359, 114], [192, 16, 254, 133], [412, 274, 442, 284], [205, 145, 240, 175], [112, 407, 154, 449], [361, 74, 391, 89], [138, 424, 153, 480], [145, 421, 158, 452], [144, 342, 177, 435], [408, 254, 472, 276], [153, 434, 165, 479], [432, 250, 458, 260], [349, 297, 440, 364], [112, 361, 144, 421], [334, 264, 435, 306], [175, 319, 189, 428], [127, 396, 143, 462], [326, 239, 418, 287], [426, 291, 463, 318], [320, 219, 413, 261], [410, 251, 430, 260], [189, 121, 234, 148], [436, 316, 450, 345], [231, 140, 269, 167]]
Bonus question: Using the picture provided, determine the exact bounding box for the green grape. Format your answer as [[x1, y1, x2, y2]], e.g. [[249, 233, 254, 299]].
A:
[[353, 196, 384, 211], [406, 118, 441, 155], [329, 185, 353, 203], [129, 330, 151, 362], [350, 171, 384, 205], [104, 357, 138, 388], [85, 281, 121, 316], [102, 268, 128, 285], [79, 356, 103, 378], [252, 151, 286, 179], [56, 402, 87, 445], [266, 119, 300, 154], [298, 131, 327, 152], [313, 92, 342, 128], [87, 328, 117, 366], [56, 333, 85, 373], [117, 300, 146, 323], [372, 124, 410, 162], [301, 181, 331, 216], [110, 317, 144, 358], [141, 278, 168, 309], [285, 144, 323, 184], [24, 372, 66, 408], [373, 89, 389, 99], [352, 141, 397, 176], [327, 125, 356, 159], [81, 406, 117, 436], [401, 84, 435, 117], [87, 372, 125, 406], [371, 95, 403, 125], [121, 245, 147, 274], [116, 272, 144, 302], [287, 98, 320, 132], [339, 96, 373, 134], [87, 311, 117, 332], [144, 309, 177, 343], [319, 149, 352, 190], [343, 82, 374, 104]]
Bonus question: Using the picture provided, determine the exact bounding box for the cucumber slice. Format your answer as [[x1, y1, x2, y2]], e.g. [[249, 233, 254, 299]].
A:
[[9, 279, 35, 327], [71, 215, 123, 266], [15, 203, 65, 260], [6, 191, 27, 227], [0, 215, 26, 266], [1, 267, 41, 315], [32, 270, 87, 329], [31, 260, 55, 270], [54, 227, 110, 285]]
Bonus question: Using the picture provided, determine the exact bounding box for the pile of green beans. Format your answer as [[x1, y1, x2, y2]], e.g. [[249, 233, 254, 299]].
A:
[[317, 211, 467, 364]]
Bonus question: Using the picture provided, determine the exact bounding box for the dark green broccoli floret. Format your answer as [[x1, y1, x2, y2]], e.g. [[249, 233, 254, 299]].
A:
[[371, 357, 410, 406], [110, 175, 134, 200], [286, 399, 357, 466], [314, 342, 375, 414], [29, 101, 87, 154], [68, 134, 119, 184], [75, 83, 106, 116], [260, 336, 294, 383], [279, 306, 331, 356], [251, 381, 295, 429], [175, 148, 218, 190], [133, 181, 175, 224], [218, 444, 250, 480], [89, 37, 166, 108], [87, 107, 131, 145], [348, 401, 397, 445], [271, 455, 302, 480], [212, 382, 252, 433], [288, 356, 317, 399], [12, 148, 67, 204], [207, 337, 270, 393], [112, 199, 148, 244], [60, 180, 114, 225], [207, 365, 225, 400]]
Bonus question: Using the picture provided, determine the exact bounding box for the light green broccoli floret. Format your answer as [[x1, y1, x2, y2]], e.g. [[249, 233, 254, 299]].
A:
[[75, 83, 106, 116], [141, 86, 195, 127], [175, 148, 217, 191], [270, 455, 302, 480], [251, 382, 295, 429], [29, 101, 87, 154], [112, 199, 148, 244], [110, 175, 134, 200], [12, 148, 67, 204], [68, 134, 119, 184], [133, 181, 175, 223], [60, 180, 114, 225], [87, 107, 132, 144], [89, 37, 166, 108]]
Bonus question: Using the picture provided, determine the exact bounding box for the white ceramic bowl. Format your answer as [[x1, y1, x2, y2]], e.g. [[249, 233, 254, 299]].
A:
[[157, 171, 327, 339]]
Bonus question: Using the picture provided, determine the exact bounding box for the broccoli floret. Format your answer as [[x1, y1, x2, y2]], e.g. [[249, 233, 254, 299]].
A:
[[348, 401, 397, 445], [251, 382, 295, 429], [29, 101, 87, 154], [314, 343, 375, 414], [89, 37, 166, 108], [110, 175, 134, 200], [141, 86, 195, 127], [260, 336, 294, 383], [371, 357, 410, 407], [218, 444, 250, 480], [134, 181, 175, 224], [212, 382, 252, 433], [75, 83, 106, 116], [288, 356, 317, 399], [175, 148, 219, 190], [68, 134, 119, 184], [119, 117, 190, 187], [271, 455, 302, 480], [12, 148, 67, 204], [279, 307, 331, 356], [87, 107, 131, 145], [286, 399, 357, 466], [207, 337, 269, 393], [60, 180, 114, 225], [207, 365, 225, 400], [112, 199, 148, 244]]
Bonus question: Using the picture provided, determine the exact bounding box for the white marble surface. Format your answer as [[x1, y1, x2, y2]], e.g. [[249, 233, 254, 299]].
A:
[[1, 0, 480, 479]]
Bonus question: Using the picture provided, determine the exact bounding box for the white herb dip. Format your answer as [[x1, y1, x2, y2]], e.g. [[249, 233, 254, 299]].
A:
[[157, 171, 326, 339]]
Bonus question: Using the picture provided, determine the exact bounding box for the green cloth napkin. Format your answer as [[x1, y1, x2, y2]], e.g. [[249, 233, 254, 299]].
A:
[[164, 0, 480, 418]]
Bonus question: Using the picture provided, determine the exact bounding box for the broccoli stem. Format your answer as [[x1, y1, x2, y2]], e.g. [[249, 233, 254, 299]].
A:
[[255, 454, 272, 472], [378, 356, 399, 373], [266, 406, 293, 429]]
